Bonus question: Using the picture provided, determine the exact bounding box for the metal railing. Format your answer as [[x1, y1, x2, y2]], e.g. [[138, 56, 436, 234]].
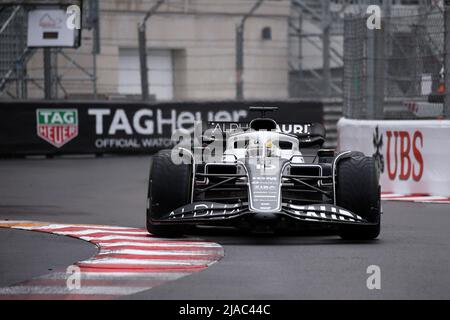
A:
[[0, 5, 31, 98], [343, 7, 449, 119]]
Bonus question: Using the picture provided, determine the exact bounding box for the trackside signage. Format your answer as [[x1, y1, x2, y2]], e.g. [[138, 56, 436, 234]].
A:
[[0, 100, 323, 155], [338, 118, 450, 197], [36, 109, 78, 148], [87, 108, 249, 150]]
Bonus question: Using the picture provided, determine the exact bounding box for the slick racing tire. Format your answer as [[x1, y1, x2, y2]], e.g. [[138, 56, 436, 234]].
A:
[[336, 154, 381, 240], [146, 149, 193, 237]]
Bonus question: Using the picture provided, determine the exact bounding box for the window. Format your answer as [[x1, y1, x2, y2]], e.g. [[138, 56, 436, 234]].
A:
[[118, 48, 174, 100]]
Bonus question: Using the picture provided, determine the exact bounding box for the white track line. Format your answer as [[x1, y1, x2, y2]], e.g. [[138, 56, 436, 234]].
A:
[[79, 258, 210, 266], [97, 249, 219, 256], [381, 193, 450, 203], [395, 196, 448, 201], [97, 241, 221, 248], [53, 230, 149, 236], [26, 224, 134, 230], [80, 235, 185, 241], [39, 272, 190, 280], [0, 286, 145, 295], [380, 193, 405, 198]]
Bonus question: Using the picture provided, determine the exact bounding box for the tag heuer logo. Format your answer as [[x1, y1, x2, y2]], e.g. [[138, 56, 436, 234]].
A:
[[36, 109, 78, 148]]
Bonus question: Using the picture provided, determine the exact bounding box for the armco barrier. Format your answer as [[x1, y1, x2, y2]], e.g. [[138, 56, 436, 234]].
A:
[[0, 100, 323, 156], [338, 118, 450, 197]]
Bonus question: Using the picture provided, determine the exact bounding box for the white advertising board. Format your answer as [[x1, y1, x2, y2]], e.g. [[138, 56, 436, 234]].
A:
[[27, 8, 77, 47], [338, 118, 450, 197]]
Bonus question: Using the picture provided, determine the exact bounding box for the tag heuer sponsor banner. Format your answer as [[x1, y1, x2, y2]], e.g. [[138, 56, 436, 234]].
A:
[[36, 109, 79, 148], [0, 101, 322, 155]]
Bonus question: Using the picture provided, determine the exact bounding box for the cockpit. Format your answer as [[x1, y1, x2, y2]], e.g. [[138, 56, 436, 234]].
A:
[[225, 130, 302, 161]]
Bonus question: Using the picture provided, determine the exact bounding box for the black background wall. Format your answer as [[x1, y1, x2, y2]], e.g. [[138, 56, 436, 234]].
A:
[[0, 100, 323, 155]]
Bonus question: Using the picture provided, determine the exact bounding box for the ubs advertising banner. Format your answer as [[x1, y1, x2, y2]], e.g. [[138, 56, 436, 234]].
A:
[[0, 100, 322, 155], [338, 118, 450, 197]]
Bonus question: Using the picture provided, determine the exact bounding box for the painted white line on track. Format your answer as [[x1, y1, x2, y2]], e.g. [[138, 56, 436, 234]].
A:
[[79, 258, 211, 266], [40, 272, 191, 280], [26, 224, 135, 230], [380, 193, 405, 198], [80, 235, 185, 241], [0, 286, 145, 295], [395, 196, 447, 201], [98, 249, 220, 256], [98, 241, 221, 248], [53, 230, 149, 236], [381, 193, 450, 203]]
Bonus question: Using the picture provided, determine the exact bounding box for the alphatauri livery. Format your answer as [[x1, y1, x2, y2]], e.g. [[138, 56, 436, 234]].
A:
[[146, 107, 381, 240]]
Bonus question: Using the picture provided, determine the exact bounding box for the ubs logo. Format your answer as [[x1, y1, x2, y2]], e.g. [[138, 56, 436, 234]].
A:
[[372, 126, 384, 174], [386, 130, 424, 181], [373, 127, 424, 181]]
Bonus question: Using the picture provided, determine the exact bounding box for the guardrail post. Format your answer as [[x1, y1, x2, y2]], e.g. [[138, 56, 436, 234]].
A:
[[366, 20, 384, 120], [138, 23, 149, 101], [43, 48, 54, 100], [445, 8, 450, 119], [343, 16, 365, 119]]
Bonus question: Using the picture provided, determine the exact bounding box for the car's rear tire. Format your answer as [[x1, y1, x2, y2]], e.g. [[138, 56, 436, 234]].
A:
[[146, 149, 192, 237], [336, 154, 381, 240]]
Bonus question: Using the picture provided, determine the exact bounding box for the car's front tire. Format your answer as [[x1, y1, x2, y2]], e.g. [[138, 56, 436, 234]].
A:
[[336, 154, 381, 240], [146, 149, 192, 237]]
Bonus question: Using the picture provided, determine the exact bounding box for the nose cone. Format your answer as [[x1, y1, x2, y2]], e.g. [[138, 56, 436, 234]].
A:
[[245, 158, 287, 213], [250, 211, 279, 234], [251, 211, 278, 222]]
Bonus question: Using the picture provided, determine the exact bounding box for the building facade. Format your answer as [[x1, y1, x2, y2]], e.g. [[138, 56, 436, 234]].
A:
[[21, 0, 291, 101]]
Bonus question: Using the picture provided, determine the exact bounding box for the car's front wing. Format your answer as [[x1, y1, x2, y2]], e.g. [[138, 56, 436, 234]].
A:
[[151, 202, 376, 226]]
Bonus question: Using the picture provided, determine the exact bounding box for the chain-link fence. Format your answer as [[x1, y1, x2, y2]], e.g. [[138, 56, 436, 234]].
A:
[[343, 8, 449, 120], [343, 15, 366, 119], [0, 5, 29, 98]]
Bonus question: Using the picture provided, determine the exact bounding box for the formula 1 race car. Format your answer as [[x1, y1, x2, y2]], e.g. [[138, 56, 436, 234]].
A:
[[146, 107, 381, 240]]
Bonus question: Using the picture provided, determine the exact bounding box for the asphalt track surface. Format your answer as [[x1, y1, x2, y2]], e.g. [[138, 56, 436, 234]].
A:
[[0, 156, 449, 299]]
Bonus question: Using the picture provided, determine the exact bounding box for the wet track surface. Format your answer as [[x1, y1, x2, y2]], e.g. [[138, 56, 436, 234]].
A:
[[0, 156, 449, 299], [0, 228, 96, 288]]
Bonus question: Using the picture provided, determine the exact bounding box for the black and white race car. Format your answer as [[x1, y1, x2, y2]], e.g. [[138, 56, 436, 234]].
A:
[[146, 107, 381, 240]]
